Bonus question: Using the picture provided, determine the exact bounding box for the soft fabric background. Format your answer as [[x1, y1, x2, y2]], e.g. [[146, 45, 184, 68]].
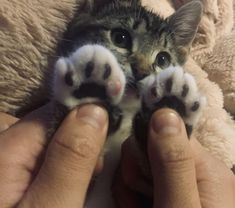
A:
[[0, 0, 235, 167], [0, 0, 78, 114]]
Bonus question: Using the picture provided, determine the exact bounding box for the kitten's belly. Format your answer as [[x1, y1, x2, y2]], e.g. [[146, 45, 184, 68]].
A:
[[85, 115, 133, 208]]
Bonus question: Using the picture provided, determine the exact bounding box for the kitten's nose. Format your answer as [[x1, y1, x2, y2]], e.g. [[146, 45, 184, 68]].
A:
[[131, 63, 149, 81], [129, 53, 150, 81]]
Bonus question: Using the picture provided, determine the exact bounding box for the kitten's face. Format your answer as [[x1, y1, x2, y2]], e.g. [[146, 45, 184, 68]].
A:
[[60, 0, 202, 92]]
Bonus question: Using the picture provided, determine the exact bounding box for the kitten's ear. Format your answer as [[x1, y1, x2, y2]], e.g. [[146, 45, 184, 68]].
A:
[[172, 0, 189, 9], [167, 1, 202, 48]]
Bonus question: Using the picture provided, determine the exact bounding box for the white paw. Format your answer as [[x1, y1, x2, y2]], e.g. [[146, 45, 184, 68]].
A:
[[142, 66, 206, 127], [53, 45, 126, 109]]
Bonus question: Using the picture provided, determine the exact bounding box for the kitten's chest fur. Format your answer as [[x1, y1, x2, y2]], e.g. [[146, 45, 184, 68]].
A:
[[107, 98, 140, 146]]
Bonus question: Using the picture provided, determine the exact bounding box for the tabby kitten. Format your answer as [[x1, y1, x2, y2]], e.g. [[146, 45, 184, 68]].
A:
[[52, 0, 205, 207]]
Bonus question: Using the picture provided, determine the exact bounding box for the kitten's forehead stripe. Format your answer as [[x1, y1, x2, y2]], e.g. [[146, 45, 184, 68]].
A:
[[132, 20, 141, 30], [143, 15, 150, 31], [61, 1, 196, 71], [164, 36, 167, 48], [134, 20, 147, 33], [160, 27, 166, 36]]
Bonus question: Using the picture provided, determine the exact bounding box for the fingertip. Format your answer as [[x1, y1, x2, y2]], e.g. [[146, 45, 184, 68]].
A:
[[150, 109, 182, 137], [21, 104, 109, 207], [147, 109, 200, 207], [148, 108, 191, 164], [75, 104, 108, 130]]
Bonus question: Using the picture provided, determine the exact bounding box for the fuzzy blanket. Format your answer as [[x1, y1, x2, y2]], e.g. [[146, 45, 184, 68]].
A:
[[0, 0, 235, 168]]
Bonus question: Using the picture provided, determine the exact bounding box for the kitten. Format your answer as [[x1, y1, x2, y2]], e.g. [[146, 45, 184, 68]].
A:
[[51, 0, 206, 207]]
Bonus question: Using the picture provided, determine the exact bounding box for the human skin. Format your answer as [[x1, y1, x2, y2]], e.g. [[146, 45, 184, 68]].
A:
[[0, 104, 108, 208], [0, 107, 234, 208], [113, 109, 235, 208]]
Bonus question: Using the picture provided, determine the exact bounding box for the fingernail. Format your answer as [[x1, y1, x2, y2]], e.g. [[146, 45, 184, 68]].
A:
[[151, 110, 181, 136], [76, 105, 107, 129]]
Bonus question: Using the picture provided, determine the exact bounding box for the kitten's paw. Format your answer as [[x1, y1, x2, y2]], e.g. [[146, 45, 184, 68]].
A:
[[53, 45, 126, 109], [142, 66, 206, 136]]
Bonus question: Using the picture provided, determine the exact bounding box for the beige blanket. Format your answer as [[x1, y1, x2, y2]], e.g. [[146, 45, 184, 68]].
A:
[[0, 0, 235, 167]]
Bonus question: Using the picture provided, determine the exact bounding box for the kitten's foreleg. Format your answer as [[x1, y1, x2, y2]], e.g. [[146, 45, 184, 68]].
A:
[[52, 44, 126, 135], [138, 65, 206, 138], [130, 66, 207, 198]]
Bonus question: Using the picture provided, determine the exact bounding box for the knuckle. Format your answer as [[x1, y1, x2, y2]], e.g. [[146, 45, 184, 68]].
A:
[[54, 131, 99, 161], [160, 143, 194, 169]]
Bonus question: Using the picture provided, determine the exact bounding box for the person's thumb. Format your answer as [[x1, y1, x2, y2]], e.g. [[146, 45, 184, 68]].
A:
[[19, 104, 108, 208], [148, 108, 201, 208]]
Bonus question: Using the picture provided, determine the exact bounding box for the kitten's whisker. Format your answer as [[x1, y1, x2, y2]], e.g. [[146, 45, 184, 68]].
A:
[[150, 38, 158, 55], [166, 30, 175, 39]]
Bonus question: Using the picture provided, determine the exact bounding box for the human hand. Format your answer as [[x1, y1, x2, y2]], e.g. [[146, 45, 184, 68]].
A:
[[0, 104, 108, 208], [114, 108, 235, 208], [0, 112, 19, 132]]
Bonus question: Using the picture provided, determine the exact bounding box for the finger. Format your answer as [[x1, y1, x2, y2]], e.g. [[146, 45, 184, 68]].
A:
[[0, 104, 54, 207], [0, 112, 19, 132], [148, 108, 201, 208], [189, 138, 235, 208], [19, 105, 108, 208]]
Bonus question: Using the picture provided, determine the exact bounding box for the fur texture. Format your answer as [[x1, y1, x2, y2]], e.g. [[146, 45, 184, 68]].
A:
[[50, 1, 231, 207], [0, 0, 235, 207], [51, 3, 206, 206]]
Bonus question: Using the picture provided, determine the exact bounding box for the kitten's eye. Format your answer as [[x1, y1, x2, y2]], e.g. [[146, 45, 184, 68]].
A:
[[155, 52, 171, 68], [111, 28, 132, 49]]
